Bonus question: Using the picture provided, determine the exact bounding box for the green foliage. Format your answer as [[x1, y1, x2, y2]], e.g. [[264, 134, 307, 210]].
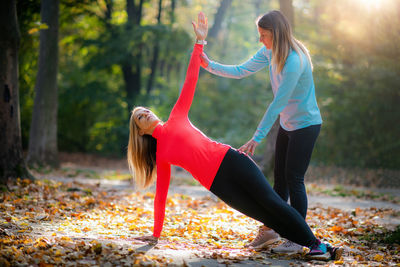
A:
[[361, 225, 400, 245], [307, 0, 400, 169], [55, 0, 193, 156], [17, 0, 400, 169], [385, 225, 400, 244]]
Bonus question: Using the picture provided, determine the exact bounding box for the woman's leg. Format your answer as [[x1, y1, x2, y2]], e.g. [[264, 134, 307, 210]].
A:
[[210, 148, 316, 247], [273, 126, 290, 202], [285, 124, 321, 218]]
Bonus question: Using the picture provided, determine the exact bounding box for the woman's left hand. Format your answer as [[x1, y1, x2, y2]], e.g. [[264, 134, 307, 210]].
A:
[[134, 235, 158, 244], [239, 139, 259, 155], [192, 11, 208, 41]]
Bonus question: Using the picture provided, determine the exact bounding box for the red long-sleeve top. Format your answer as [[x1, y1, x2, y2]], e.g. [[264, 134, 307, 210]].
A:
[[151, 44, 230, 237]]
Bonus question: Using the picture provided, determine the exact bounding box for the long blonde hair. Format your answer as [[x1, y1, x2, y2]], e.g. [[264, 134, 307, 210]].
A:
[[257, 10, 312, 73], [127, 107, 157, 189]]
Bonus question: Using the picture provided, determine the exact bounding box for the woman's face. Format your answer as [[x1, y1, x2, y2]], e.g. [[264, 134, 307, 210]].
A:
[[258, 27, 273, 49], [133, 107, 160, 134]]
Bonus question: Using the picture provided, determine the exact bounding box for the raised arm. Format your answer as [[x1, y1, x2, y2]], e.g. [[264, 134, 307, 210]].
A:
[[170, 44, 203, 117], [203, 46, 269, 79], [152, 160, 171, 238], [170, 12, 207, 117]]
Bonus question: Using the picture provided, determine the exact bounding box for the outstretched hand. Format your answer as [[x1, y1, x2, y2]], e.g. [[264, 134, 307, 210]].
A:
[[134, 235, 158, 245], [192, 11, 208, 40], [239, 139, 259, 156]]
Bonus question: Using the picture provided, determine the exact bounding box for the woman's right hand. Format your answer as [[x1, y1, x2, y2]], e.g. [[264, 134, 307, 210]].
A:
[[192, 12, 208, 41], [200, 52, 210, 68], [239, 139, 259, 156], [134, 234, 159, 245]]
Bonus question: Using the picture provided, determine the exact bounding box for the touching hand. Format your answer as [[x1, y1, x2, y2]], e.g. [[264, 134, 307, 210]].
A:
[[134, 235, 158, 245], [239, 139, 259, 156], [200, 52, 210, 68], [192, 11, 208, 40]]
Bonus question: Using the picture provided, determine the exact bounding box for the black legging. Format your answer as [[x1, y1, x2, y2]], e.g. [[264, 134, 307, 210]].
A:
[[274, 124, 321, 218], [210, 148, 316, 247]]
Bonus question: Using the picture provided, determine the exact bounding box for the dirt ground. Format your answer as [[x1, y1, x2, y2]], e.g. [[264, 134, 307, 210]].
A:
[[1, 153, 399, 266]]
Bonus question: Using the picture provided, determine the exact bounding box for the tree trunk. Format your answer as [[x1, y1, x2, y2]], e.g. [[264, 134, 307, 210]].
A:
[[207, 0, 232, 50], [27, 0, 60, 168], [279, 0, 294, 29], [199, 0, 232, 77], [122, 59, 141, 111], [261, 0, 295, 175], [146, 0, 163, 94], [125, 0, 145, 112], [260, 120, 279, 174], [160, 0, 175, 79], [169, 0, 176, 25], [0, 0, 31, 182]]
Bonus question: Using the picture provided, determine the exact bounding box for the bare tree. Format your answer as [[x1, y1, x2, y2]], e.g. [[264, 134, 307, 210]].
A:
[[27, 0, 60, 168], [146, 0, 163, 94], [124, 0, 145, 111], [261, 0, 295, 174], [279, 0, 294, 28], [207, 0, 232, 50], [169, 0, 176, 25], [0, 0, 31, 182]]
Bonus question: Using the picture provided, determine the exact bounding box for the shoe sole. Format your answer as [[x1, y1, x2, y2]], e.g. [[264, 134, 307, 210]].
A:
[[254, 237, 280, 249], [272, 248, 304, 254], [306, 252, 331, 261], [306, 247, 344, 261]]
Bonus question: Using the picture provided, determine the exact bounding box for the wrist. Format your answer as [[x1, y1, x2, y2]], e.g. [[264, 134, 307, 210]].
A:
[[196, 39, 207, 45]]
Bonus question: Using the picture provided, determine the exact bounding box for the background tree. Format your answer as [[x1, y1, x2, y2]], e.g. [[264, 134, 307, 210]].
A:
[[15, 0, 400, 172], [27, 0, 60, 168], [279, 0, 294, 28], [0, 0, 31, 182], [146, 0, 163, 94], [261, 0, 295, 174], [124, 0, 145, 111], [207, 0, 232, 50]]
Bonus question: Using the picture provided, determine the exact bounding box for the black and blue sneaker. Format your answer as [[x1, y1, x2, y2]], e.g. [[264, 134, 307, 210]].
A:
[[306, 239, 343, 261]]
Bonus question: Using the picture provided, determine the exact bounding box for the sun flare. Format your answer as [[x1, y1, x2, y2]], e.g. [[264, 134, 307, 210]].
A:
[[356, 0, 385, 9]]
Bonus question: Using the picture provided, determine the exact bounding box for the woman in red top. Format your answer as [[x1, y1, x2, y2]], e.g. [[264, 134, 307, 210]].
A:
[[127, 12, 342, 261]]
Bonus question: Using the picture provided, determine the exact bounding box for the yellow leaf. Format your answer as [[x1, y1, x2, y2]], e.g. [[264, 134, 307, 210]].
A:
[[374, 254, 384, 261], [54, 250, 63, 256]]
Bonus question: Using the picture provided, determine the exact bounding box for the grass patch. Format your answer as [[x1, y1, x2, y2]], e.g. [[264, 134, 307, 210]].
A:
[[102, 171, 131, 180], [61, 167, 100, 179], [307, 184, 399, 204], [360, 225, 400, 245], [384, 225, 400, 244]]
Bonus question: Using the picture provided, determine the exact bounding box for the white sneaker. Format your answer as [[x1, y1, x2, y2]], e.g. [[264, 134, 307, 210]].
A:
[[272, 240, 304, 254], [246, 226, 280, 249]]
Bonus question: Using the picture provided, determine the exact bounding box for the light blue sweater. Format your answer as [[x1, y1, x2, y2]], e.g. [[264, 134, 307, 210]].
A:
[[205, 46, 322, 143]]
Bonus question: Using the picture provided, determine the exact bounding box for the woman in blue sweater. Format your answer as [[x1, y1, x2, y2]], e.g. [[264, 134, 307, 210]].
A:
[[198, 10, 322, 253]]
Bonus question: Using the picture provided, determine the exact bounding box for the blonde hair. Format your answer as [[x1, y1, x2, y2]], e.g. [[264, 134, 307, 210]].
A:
[[257, 10, 313, 73], [127, 107, 157, 189]]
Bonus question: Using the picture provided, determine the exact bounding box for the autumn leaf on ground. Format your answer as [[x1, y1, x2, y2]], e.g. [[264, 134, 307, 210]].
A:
[[0, 177, 399, 266]]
